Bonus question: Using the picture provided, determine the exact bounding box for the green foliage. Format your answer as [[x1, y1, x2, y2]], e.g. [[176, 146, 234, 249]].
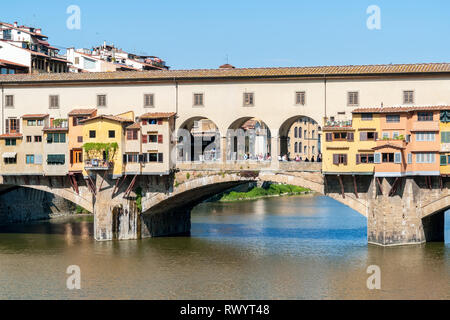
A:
[[186, 172, 190, 180], [135, 187, 143, 212], [75, 205, 90, 214], [83, 142, 119, 161], [175, 180, 180, 188], [220, 184, 310, 202], [52, 118, 67, 127], [395, 135, 405, 140]]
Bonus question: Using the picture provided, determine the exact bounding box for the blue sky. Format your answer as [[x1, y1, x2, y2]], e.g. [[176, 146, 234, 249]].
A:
[[1, 0, 450, 69]]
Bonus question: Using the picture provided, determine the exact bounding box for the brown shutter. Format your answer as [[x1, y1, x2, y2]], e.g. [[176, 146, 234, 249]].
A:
[[158, 134, 163, 144], [374, 132, 378, 140], [333, 154, 339, 165], [356, 154, 360, 164], [70, 150, 73, 164], [127, 130, 132, 140], [5, 119, 9, 134], [360, 132, 367, 141], [344, 154, 348, 165], [347, 132, 354, 142], [142, 134, 147, 143], [326, 133, 332, 142]]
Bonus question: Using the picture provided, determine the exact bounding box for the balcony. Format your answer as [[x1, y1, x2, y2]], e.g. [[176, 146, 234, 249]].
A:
[[84, 159, 112, 170], [324, 120, 352, 129], [411, 121, 439, 132]]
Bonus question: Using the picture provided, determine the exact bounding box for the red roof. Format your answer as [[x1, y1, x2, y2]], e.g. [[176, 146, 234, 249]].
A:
[[0, 59, 28, 68], [140, 112, 176, 119], [352, 106, 450, 114], [68, 108, 97, 116], [126, 122, 141, 130]]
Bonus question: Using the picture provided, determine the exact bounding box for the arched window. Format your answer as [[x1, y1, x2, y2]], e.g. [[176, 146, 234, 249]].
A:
[[298, 128, 302, 138], [294, 142, 298, 153], [299, 142, 302, 153], [312, 130, 315, 139], [304, 130, 307, 139], [294, 127, 298, 138], [304, 145, 307, 154], [312, 146, 315, 154]]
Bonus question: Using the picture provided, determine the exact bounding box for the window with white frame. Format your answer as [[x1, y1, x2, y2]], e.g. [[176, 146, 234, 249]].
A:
[[144, 94, 154, 108], [415, 132, 435, 141], [416, 153, 435, 163], [295, 91, 305, 105], [347, 92, 359, 106], [403, 90, 414, 104], [243, 92, 254, 106]]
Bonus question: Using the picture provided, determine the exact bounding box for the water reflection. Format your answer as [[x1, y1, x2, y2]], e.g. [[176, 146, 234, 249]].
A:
[[0, 196, 448, 300]]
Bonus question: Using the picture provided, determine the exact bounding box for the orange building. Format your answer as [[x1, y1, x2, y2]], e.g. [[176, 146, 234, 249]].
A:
[[353, 106, 442, 178], [68, 109, 97, 174]]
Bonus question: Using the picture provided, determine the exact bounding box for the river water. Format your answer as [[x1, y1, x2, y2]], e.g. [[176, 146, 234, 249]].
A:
[[0, 195, 449, 300]]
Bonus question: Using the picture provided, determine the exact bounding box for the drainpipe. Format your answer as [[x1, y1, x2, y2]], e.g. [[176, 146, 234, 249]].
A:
[[323, 74, 327, 121], [1, 84, 4, 134]]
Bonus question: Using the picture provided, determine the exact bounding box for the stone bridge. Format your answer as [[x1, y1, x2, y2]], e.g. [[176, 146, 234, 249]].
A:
[[0, 162, 447, 246]]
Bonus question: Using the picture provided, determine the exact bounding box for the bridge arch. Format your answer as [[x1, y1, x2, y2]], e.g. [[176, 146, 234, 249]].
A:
[[176, 116, 221, 162], [278, 115, 322, 161]]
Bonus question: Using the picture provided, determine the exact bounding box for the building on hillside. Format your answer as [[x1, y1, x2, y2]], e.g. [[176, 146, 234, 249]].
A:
[[68, 109, 98, 174], [80, 111, 135, 178], [66, 42, 168, 73], [0, 21, 69, 74]]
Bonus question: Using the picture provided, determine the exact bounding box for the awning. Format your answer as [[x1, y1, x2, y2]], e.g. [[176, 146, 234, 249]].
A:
[[2, 152, 17, 159]]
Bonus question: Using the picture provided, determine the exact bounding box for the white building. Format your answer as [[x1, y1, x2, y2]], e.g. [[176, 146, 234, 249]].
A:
[[0, 21, 69, 74]]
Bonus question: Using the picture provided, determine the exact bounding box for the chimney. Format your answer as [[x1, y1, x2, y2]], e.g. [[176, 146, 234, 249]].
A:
[[35, 28, 41, 34], [13, 21, 18, 28]]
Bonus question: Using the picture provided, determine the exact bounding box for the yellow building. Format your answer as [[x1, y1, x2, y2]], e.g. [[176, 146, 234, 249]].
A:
[[322, 112, 381, 175], [439, 110, 450, 175], [81, 111, 134, 178]]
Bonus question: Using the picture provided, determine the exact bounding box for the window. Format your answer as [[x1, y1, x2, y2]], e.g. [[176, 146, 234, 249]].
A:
[[127, 130, 138, 140], [357, 154, 375, 164], [47, 154, 65, 165], [361, 113, 373, 121], [298, 128, 302, 138], [347, 92, 359, 106], [5, 95, 14, 107], [382, 153, 395, 163], [97, 94, 107, 107], [144, 94, 154, 107], [47, 133, 66, 143], [148, 152, 158, 162], [408, 153, 413, 164], [295, 91, 306, 105], [126, 153, 139, 163], [37, 120, 44, 126], [49, 95, 59, 109], [89, 130, 96, 138], [71, 149, 83, 164], [294, 142, 298, 153], [5, 139, 16, 146], [386, 114, 400, 123], [418, 112, 433, 121], [442, 132, 450, 143], [72, 116, 86, 126], [360, 132, 377, 141], [75, 57, 80, 64], [108, 130, 115, 138], [26, 136, 32, 143], [34, 136, 42, 142], [193, 93, 204, 106], [440, 155, 447, 166], [382, 132, 389, 139], [27, 120, 36, 126], [416, 132, 435, 142], [393, 132, 399, 139], [6, 118, 19, 134], [26, 154, 35, 164], [148, 133, 158, 143], [294, 127, 298, 138], [243, 92, 254, 106], [312, 130, 315, 139], [403, 90, 414, 104], [332, 154, 347, 165], [77, 136, 83, 143], [304, 146, 308, 154], [416, 153, 435, 164], [304, 130, 307, 138], [4, 155, 17, 164]]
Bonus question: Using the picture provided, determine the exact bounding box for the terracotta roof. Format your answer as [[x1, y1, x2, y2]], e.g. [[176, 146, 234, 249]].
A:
[[1, 62, 450, 83], [352, 106, 450, 113], [68, 108, 97, 116], [22, 114, 48, 119], [0, 133, 23, 138], [126, 122, 141, 130], [80, 114, 134, 124], [140, 112, 176, 119], [0, 59, 29, 68]]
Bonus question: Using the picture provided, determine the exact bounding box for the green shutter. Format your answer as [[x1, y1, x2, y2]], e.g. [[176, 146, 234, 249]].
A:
[[440, 155, 447, 166]]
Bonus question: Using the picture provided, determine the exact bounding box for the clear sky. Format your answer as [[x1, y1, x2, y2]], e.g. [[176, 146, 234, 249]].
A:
[[1, 0, 449, 69]]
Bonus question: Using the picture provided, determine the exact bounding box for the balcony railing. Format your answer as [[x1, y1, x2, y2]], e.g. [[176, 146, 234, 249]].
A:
[[324, 120, 352, 128], [84, 159, 112, 170]]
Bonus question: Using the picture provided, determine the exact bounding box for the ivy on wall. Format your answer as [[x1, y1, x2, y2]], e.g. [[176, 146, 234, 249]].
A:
[[83, 142, 119, 161]]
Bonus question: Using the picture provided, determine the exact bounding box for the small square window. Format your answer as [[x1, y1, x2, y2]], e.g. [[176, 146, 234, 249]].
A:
[[5, 95, 14, 107], [193, 93, 204, 106], [243, 92, 254, 106], [49, 95, 59, 109], [361, 113, 373, 121], [77, 136, 83, 143], [295, 91, 305, 105], [97, 94, 107, 107], [89, 130, 96, 138], [144, 94, 154, 107], [108, 130, 115, 138], [34, 136, 42, 143], [403, 91, 414, 104], [26, 136, 32, 142], [347, 92, 359, 106]]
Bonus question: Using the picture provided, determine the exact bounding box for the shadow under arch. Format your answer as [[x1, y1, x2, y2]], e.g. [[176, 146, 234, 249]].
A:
[[278, 115, 322, 161], [177, 116, 221, 162]]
